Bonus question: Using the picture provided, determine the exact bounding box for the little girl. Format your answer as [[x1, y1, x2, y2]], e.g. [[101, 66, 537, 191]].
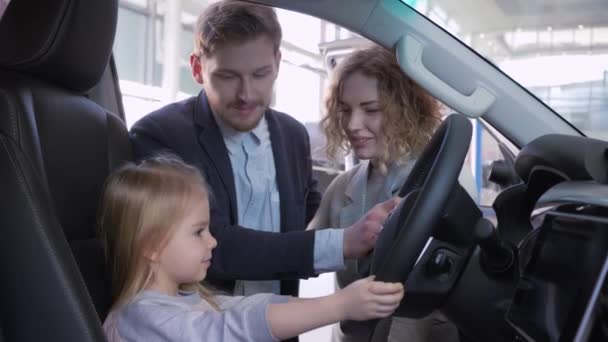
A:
[[100, 156, 404, 341]]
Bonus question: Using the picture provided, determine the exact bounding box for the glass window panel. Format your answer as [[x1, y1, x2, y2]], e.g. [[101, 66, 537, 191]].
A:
[[274, 62, 321, 124], [538, 31, 551, 47], [178, 27, 199, 94], [179, 66, 199, 95], [593, 27, 608, 44], [114, 7, 147, 83], [325, 24, 336, 41], [511, 31, 537, 50], [277, 8, 321, 53], [574, 28, 592, 46], [552, 29, 573, 46], [152, 18, 164, 86]]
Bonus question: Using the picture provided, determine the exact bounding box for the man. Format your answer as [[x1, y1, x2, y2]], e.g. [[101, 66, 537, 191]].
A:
[[130, 1, 397, 302]]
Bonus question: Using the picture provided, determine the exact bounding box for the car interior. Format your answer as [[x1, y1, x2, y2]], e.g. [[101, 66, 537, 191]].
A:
[[0, 0, 128, 340], [1, 0, 607, 341]]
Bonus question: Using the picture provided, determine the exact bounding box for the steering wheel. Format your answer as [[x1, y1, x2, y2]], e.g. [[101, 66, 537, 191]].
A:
[[370, 114, 472, 284]]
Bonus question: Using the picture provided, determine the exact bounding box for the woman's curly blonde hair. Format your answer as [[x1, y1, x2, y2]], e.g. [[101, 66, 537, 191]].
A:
[[322, 45, 441, 173]]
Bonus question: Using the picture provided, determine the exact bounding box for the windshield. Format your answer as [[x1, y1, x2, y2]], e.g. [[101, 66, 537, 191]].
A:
[[402, 0, 608, 141]]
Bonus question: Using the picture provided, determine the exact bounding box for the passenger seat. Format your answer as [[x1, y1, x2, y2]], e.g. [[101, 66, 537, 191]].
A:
[[0, 0, 130, 340]]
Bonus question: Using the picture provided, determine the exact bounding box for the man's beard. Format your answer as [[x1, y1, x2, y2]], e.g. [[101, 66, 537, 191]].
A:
[[226, 101, 268, 132]]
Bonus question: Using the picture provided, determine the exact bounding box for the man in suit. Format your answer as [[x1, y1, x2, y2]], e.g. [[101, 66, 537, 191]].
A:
[[130, 1, 398, 303]]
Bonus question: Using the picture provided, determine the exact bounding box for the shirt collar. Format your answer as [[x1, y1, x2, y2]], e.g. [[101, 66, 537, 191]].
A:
[[212, 110, 268, 155]]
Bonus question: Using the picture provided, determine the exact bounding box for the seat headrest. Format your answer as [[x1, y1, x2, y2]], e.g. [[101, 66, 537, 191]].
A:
[[0, 0, 118, 92]]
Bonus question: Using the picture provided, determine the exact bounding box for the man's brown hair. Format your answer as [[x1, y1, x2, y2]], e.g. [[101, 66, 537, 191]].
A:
[[194, 1, 282, 57]]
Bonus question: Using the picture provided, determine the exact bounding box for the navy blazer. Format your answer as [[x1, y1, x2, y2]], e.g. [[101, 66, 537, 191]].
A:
[[129, 91, 322, 297]]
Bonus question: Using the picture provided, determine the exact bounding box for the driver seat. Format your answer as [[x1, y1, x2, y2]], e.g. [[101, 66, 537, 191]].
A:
[[0, 0, 130, 340]]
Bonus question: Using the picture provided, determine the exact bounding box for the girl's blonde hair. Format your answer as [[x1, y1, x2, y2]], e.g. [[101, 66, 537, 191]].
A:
[[322, 45, 441, 173], [98, 155, 217, 310]]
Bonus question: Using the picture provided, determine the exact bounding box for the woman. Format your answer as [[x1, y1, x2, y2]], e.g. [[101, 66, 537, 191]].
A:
[[308, 45, 460, 342]]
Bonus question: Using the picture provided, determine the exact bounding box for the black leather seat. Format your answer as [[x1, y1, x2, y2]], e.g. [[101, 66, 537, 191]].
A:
[[0, 0, 131, 340]]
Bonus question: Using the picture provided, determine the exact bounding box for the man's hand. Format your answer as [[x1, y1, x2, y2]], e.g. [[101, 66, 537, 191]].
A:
[[343, 197, 401, 259]]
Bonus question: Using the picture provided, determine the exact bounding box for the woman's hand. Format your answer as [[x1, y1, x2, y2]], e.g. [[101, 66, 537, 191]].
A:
[[337, 275, 404, 321]]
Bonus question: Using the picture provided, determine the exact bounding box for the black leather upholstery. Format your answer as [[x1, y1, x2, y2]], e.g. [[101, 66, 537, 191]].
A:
[[0, 0, 118, 92], [0, 0, 130, 340]]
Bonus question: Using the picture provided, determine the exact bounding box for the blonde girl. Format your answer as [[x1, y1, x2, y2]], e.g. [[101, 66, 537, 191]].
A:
[[100, 156, 404, 341]]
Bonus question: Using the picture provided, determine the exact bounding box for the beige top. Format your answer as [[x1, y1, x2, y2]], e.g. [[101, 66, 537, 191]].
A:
[[308, 158, 415, 287]]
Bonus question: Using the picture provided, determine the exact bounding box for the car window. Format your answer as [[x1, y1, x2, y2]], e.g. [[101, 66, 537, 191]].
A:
[[111, 0, 515, 207], [473, 119, 519, 207], [401, 0, 608, 141]]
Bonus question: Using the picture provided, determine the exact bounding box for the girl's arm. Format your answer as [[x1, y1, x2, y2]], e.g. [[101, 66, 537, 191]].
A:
[[267, 295, 342, 339], [267, 276, 404, 340]]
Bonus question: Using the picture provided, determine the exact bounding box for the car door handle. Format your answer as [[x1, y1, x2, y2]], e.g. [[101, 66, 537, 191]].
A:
[[396, 34, 496, 118]]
